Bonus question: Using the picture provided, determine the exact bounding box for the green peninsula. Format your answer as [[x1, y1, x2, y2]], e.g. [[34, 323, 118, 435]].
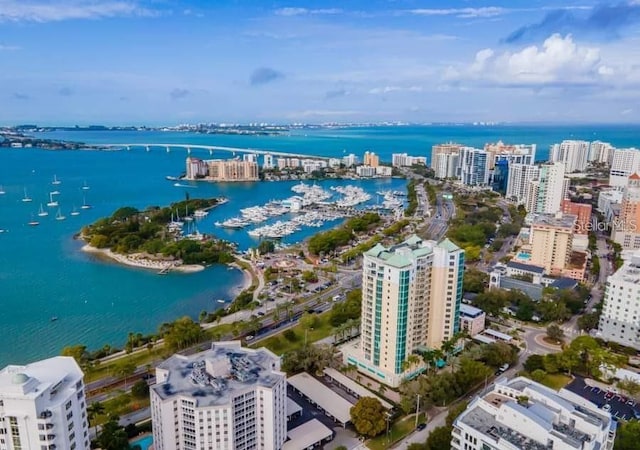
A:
[[80, 198, 234, 270]]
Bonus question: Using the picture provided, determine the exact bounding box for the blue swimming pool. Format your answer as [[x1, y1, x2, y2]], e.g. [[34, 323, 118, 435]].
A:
[[517, 251, 531, 260], [129, 434, 153, 450]]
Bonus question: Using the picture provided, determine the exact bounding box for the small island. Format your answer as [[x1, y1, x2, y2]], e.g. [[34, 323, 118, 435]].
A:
[[79, 198, 233, 273]]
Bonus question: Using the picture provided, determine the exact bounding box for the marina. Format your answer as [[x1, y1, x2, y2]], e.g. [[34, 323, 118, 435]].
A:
[[216, 182, 381, 239]]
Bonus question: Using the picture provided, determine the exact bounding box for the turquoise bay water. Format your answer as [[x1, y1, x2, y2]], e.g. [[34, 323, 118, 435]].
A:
[[1, 124, 639, 365]]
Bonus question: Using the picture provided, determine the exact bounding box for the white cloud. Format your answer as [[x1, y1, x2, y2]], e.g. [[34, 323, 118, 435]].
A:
[[0, 44, 20, 51], [458, 34, 614, 86], [407, 7, 506, 18], [275, 7, 342, 17], [0, 1, 159, 23]]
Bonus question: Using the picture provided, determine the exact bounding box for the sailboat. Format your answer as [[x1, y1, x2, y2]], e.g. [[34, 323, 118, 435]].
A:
[[0, 185, 5, 195], [55, 208, 66, 221], [81, 195, 92, 210], [47, 192, 59, 207], [28, 213, 39, 226], [82, 181, 90, 190], [22, 188, 32, 202], [70, 206, 80, 216], [52, 175, 61, 185], [37, 204, 49, 217]]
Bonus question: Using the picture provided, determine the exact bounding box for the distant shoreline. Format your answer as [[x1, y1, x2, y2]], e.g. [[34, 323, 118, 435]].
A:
[[81, 244, 205, 273]]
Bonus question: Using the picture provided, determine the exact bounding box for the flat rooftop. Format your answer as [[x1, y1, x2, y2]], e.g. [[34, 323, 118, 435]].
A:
[[288, 372, 353, 424], [151, 341, 284, 408], [531, 213, 577, 230], [0, 356, 82, 400], [610, 251, 640, 284], [460, 304, 485, 318], [282, 419, 333, 450], [323, 367, 393, 409]]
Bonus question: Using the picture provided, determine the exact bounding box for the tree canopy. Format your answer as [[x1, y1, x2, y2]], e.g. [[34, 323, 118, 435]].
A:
[[350, 397, 387, 438]]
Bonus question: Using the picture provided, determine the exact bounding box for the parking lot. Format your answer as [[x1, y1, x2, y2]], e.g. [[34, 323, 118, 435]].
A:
[[565, 377, 639, 421]]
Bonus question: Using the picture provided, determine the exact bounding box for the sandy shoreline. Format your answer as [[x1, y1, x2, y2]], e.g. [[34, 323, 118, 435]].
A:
[[82, 245, 205, 273], [229, 262, 253, 293]]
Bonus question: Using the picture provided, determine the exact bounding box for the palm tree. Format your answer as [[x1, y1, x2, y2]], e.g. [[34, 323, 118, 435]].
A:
[[421, 349, 437, 374], [87, 401, 105, 436], [441, 338, 456, 362]]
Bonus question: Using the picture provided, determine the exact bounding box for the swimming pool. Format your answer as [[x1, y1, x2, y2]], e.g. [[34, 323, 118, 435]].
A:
[[129, 434, 153, 450], [517, 251, 531, 260]]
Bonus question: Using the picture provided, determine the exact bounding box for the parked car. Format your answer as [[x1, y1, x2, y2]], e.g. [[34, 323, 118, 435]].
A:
[[602, 404, 611, 412], [416, 423, 426, 431]]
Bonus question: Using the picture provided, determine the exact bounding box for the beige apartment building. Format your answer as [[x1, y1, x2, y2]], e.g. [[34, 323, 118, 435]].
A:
[[529, 213, 577, 276], [612, 173, 640, 249], [342, 235, 464, 387], [207, 158, 259, 181]]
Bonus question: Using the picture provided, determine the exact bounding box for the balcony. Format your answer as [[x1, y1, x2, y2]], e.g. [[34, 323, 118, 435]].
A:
[[39, 410, 52, 419]]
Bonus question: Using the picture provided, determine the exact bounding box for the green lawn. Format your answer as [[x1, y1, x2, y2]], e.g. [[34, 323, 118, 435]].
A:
[[85, 350, 163, 383], [368, 414, 423, 450], [541, 373, 572, 390], [93, 392, 151, 426], [253, 312, 336, 355]]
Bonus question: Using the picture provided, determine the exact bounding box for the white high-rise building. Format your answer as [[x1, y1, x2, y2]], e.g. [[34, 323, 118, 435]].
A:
[[534, 162, 566, 214], [151, 341, 287, 450], [458, 147, 490, 186], [598, 251, 640, 350], [263, 154, 274, 170], [610, 148, 640, 187], [589, 141, 615, 164], [343, 154, 358, 167], [451, 376, 616, 450], [434, 152, 459, 179], [342, 236, 465, 387], [0, 356, 90, 450], [550, 140, 589, 173], [506, 164, 539, 203]]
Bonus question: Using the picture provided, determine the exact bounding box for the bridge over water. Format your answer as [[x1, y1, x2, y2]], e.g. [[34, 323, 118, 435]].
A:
[[100, 143, 329, 160]]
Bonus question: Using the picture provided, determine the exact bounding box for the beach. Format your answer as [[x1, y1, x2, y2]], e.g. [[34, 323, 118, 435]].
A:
[[82, 244, 205, 273]]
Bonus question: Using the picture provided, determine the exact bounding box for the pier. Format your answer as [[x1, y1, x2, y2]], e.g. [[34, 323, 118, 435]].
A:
[[99, 143, 330, 160]]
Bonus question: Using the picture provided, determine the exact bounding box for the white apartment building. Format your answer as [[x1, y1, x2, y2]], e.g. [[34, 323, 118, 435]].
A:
[[434, 152, 459, 179], [597, 251, 640, 350], [589, 141, 615, 164], [356, 166, 376, 177], [0, 356, 90, 450], [458, 147, 490, 186], [610, 148, 640, 188], [343, 154, 358, 167], [392, 153, 427, 167], [550, 140, 589, 173], [532, 162, 567, 214], [151, 341, 287, 450], [342, 236, 465, 387], [484, 142, 536, 169], [263, 154, 274, 170], [598, 189, 624, 222], [506, 164, 539, 203], [451, 377, 616, 450]]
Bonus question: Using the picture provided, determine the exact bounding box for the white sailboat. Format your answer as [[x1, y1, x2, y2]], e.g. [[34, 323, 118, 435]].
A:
[[37, 204, 49, 217], [22, 188, 32, 202], [70, 206, 80, 216], [81, 195, 92, 210], [52, 174, 61, 185], [0, 185, 5, 195], [55, 208, 66, 221], [28, 213, 39, 226], [82, 181, 90, 190], [47, 192, 59, 207]]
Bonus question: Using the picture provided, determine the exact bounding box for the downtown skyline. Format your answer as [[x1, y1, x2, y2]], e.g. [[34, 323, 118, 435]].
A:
[[1, 0, 640, 125]]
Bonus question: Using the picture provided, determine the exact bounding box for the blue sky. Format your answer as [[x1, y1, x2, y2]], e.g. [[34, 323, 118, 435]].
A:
[[1, 0, 639, 125]]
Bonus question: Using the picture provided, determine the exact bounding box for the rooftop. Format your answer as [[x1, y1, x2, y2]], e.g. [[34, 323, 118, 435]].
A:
[[531, 213, 577, 230], [364, 235, 460, 268], [610, 250, 640, 285], [0, 356, 83, 401], [288, 372, 353, 424], [456, 377, 611, 450], [151, 341, 284, 408], [507, 261, 545, 274], [460, 304, 485, 318], [282, 419, 333, 450]]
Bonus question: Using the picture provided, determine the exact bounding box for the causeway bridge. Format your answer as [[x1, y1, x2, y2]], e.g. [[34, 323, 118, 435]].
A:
[[100, 143, 330, 160]]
